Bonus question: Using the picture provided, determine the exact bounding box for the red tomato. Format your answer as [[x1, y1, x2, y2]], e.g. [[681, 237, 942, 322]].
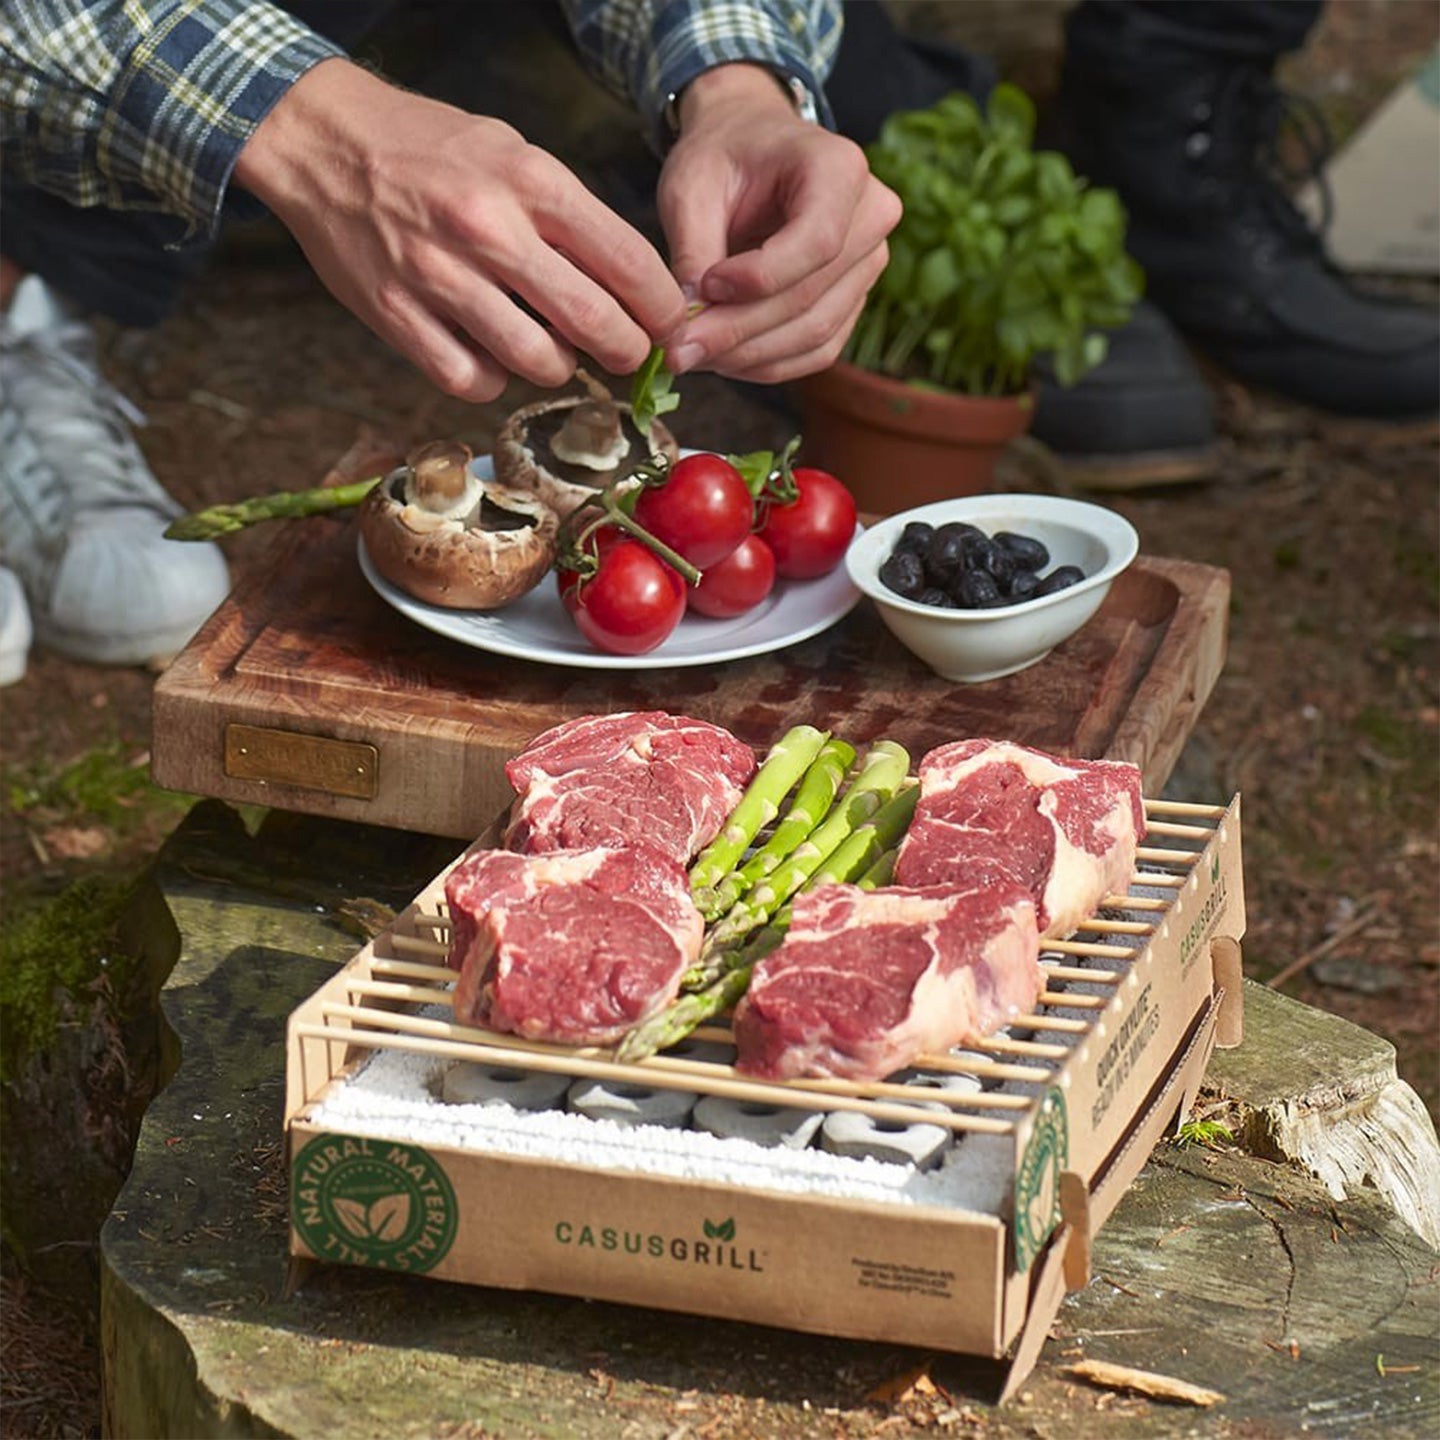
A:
[[758, 467, 858, 580], [557, 529, 686, 656], [631, 453, 754, 569], [688, 534, 777, 619]]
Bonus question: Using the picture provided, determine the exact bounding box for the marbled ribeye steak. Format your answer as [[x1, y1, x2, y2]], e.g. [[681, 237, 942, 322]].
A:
[[504, 711, 756, 865], [733, 879, 1041, 1082], [895, 738, 1145, 938], [445, 844, 703, 1045]]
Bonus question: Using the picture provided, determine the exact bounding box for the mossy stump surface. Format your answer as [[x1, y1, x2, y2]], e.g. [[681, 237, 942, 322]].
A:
[[101, 805, 1438, 1439]]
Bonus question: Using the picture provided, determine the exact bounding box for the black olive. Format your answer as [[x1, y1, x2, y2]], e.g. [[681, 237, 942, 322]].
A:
[[994, 531, 1050, 572], [895, 521, 935, 555], [956, 570, 1004, 608], [983, 542, 1017, 590], [915, 586, 954, 609], [923, 529, 968, 586], [879, 550, 925, 597], [1007, 568, 1041, 603], [1036, 564, 1086, 596]]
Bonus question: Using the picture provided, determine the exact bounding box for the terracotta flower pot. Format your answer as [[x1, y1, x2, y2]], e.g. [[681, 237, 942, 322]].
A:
[[793, 360, 1034, 516]]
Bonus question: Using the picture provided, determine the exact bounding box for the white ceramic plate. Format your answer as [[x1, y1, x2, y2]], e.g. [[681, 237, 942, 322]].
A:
[[358, 455, 862, 671]]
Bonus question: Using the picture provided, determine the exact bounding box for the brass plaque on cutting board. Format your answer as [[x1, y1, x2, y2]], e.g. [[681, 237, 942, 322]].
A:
[[224, 724, 378, 799]]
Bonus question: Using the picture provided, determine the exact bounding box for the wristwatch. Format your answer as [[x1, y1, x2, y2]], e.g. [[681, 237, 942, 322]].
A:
[[663, 69, 820, 140]]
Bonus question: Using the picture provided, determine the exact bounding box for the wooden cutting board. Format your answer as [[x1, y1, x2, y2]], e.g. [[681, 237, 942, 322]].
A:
[[152, 435, 1230, 838]]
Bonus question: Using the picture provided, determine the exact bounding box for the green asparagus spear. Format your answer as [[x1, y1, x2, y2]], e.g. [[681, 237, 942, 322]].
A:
[[164, 477, 384, 541], [690, 725, 829, 912], [703, 735, 856, 920], [615, 935, 775, 1062], [619, 837, 905, 1063], [699, 739, 910, 958]]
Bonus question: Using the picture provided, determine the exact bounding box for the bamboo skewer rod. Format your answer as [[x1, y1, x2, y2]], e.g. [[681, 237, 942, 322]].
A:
[[355, 969, 1116, 1033], [303, 1017, 1016, 1135], [347, 979, 455, 1007], [371, 956, 454, 982], [1041, 963, 1121, 983], [1014, 1013, 1090, 1033], [1142, 798, 1227, 819], [1141, 820, 1216, 841], [323, 998, 1044, 1112], [1129, 871, 1186, 888], [1043, 939, 1135, 960], [1102, 894, 1169, 911], [388, 933, 449, 960], [329, 988, 1041, 1113], [682, 1025, 1057, 1083], [978, 1036, 1071, 1060], [1038, 991, 1107, 1009], [1135, 845, 1200, 865]]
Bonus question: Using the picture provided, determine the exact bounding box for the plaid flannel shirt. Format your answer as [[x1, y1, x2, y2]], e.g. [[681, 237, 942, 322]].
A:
[[560, 0, 840, 151], [0, 0, 841, 239], [0, 1, 344, 235]]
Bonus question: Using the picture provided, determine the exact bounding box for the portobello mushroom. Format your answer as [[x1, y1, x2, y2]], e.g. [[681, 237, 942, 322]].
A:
[[359, 439, 558, 610], [493, 370, 680, 520]]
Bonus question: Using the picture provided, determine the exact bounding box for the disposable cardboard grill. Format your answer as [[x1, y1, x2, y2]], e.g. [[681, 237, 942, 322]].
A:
[[285, 795, 1246, 1399]]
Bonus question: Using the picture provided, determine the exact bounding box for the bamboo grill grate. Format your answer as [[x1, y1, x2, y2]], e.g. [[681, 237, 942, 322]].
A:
[[294, 799, 1226, 1143]]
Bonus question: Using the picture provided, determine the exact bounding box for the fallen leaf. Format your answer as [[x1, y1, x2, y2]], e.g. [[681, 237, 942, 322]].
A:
[[866, 1361, 938, 1405], [42, 824, 109, 860]]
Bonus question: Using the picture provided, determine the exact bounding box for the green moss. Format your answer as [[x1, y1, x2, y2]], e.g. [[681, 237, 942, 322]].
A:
[[1352, 708, 1439, 826], [0, 874, 142, 1081], [6, 739, 194, 833]]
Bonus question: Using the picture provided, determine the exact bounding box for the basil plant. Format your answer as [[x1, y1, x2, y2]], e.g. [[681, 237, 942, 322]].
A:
[[846, 84, 1143, 397]]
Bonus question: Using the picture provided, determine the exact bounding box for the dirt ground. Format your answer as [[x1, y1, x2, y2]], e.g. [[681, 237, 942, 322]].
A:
[[2, 5, 1438, 1435], [4, 249, 1437, 1440]]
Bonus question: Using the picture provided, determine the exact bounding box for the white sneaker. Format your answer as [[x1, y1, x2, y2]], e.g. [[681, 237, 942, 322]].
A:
[[0, 564, 32, 685], [0, 276, 230, 666]]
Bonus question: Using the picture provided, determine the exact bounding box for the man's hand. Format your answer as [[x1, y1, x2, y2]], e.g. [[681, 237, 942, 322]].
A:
[[234, 60, 688, 402], [658, 64, 901, 384]]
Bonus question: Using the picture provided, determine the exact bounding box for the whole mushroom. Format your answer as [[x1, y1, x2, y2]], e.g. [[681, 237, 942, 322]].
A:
[[359, 439, 559, 610], [494, 370, 680, 520]]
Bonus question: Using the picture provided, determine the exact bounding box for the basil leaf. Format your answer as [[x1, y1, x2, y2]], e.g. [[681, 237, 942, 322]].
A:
[[629, 346, 681, 437]]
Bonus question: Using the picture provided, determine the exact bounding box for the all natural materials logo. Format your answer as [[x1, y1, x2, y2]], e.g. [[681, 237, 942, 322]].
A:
[[292, 1134, 457, 1273], [1013, 1088, 1068, 1273], [553, 1212, 763, 1272]]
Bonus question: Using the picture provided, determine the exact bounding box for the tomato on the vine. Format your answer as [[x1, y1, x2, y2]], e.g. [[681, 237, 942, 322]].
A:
[[688, 534, 777, 619], [631, 452, 754, 569], [758, 467, 857, 580], [556, 527, 686, 656]]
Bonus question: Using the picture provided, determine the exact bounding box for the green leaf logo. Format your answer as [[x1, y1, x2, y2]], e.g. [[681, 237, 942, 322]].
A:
[[703, 1218, 736, 1242]]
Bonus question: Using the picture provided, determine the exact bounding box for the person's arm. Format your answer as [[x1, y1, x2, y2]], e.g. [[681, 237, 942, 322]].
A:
[[0, 0, 343, 234], [559, 0, 839, 153], [559, 0, 900, 384], [232, 60, 688, 403]]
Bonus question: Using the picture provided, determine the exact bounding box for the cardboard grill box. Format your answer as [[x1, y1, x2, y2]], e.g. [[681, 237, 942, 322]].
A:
[[284, 797, 1246, 1393]]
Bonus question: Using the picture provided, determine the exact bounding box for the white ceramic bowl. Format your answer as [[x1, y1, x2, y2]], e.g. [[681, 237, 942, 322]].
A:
[[845, 494, 1139, 683]]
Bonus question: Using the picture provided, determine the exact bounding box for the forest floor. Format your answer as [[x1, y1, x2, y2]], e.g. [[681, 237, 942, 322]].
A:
[[2, 2, 1437, 1431]]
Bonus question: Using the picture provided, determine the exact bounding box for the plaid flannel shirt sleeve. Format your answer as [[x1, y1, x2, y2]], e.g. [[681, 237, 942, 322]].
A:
[[559, 0, 841, 153], [0, 0, 345, 236]]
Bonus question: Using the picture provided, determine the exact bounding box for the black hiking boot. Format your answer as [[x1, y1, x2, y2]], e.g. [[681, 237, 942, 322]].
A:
[[1052, 62, 1439, 420], [826, 1, 1220, 488], [1029, 299, 1218, 489]]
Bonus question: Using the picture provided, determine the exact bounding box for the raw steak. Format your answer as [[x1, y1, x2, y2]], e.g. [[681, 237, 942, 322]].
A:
[[895, 739, 1144, 938], [733, 880, 1041, 1082], [504, 711, 756, 864], [445, 844, 703, 1045]]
